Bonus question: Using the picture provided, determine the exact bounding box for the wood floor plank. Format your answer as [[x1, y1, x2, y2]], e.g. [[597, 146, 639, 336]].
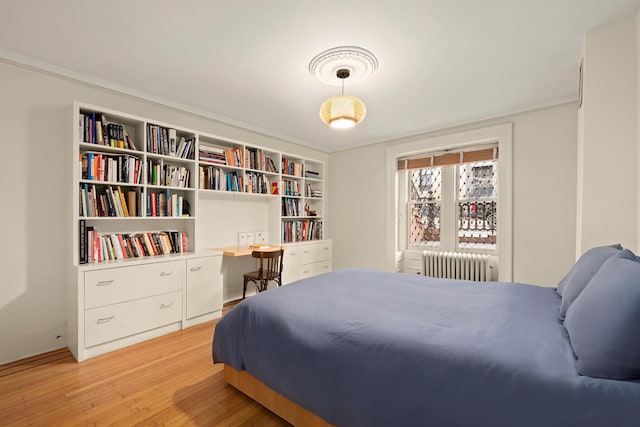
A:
[[0, 310, 291, 426]]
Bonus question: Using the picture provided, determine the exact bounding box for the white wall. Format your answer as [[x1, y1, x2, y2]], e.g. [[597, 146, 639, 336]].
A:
[[329, 103, 578, 286], [0, 60, 327, 364], [577, 16, 638, 255]]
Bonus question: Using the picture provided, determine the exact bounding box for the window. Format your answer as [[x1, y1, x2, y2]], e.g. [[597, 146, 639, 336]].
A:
[[458, 161, 497, 250], [401, 146, 498, 253], [385, 123, 512, 280]]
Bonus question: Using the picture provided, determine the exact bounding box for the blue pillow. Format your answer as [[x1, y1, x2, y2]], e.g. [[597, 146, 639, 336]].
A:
[[557, 244, 621, 319], [564, 249, 640, 379]]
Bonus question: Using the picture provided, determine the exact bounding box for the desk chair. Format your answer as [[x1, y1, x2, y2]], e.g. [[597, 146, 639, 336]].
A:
[[243, 248, 284, 299]]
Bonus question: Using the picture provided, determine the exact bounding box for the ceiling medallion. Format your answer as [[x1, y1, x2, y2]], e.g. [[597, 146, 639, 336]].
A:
[[308, 46, 379, 86]]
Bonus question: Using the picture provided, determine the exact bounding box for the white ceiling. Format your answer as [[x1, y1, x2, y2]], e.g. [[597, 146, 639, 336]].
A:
[[1, 0, 639, 152]]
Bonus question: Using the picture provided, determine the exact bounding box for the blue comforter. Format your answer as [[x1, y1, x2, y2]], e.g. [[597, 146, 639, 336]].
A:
[[213, 269, 640, 427]]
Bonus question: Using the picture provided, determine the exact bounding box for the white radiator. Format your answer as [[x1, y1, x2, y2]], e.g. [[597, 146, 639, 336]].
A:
[[422, 251, 497, 282]]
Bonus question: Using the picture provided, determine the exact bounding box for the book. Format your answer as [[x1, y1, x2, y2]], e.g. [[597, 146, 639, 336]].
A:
[[79, 220, 86, 264], [127, 191, 137, 216], [117, 186, 129, 216], [168, 128, 177, 156], [249, 244, 271, 249]]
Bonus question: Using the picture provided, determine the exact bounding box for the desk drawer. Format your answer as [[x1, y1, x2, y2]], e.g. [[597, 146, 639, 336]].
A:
[[85, 261, 183, 309], [85, 291, 182, 348]]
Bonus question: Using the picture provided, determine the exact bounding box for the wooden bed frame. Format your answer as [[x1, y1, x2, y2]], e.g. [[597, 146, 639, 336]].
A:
[[223, 365, 333, 427]]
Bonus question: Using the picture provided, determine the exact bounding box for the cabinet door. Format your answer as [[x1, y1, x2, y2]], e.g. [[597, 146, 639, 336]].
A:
[[282, 246, 299, 285], [186, 256, 223, 319]]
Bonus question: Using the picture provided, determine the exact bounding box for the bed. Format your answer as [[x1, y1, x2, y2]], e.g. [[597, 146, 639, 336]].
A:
[[213, 261, 640, 427]]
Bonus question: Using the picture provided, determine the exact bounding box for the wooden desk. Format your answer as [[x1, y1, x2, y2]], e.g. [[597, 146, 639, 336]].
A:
[[211, 245, 284, 257]]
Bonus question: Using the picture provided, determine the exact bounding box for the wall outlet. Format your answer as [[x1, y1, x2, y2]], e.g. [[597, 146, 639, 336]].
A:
[[238, 232, 250, 246], [246, 232, 255, 246], [254, 231, 268, 244]]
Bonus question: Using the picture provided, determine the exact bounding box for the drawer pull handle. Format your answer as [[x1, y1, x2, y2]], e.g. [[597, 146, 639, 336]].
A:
[[303, 250, 311, 254], [97, 280, 113, 286], [160, 271, 173, 277], [97, 316, 114, 324], [303, 269, 310, 274], [323, 247, 329, 250], [160, 302, 174, 309], [323, 266, 329, 269], [190, 266, 202, 272]]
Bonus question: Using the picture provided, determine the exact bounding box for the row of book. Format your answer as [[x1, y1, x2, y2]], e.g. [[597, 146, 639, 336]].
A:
[[146, 124, 195, 159], [79, 221, 188, 264], [79, 112, 136, 150], [199, 145, 226, 165], [198, 167, 244, 192], [199, 146, 244, 168], [283, 179, 302, 196], [245, 172, 273, 194], [81, 152, 142, 184], [282, 159, 304, 177], [305, 170, 320, 179], [80, 184, 141, 217], [282, 197, 301, 217], [147, 160, 191, 188], [306, 185, 323, 198], [148, 191, 186, 217], [245, 147, 278, 173], [281, 219, 323, 243], [224, 147, 244, 167]]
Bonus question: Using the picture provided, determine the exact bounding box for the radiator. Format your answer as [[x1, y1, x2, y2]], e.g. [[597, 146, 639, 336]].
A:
[[422, 251, 497, 282]]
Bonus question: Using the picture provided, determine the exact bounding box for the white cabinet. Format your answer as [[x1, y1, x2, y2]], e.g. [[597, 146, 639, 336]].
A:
[[185, 255, 223, 322], [71, 252, 222, 362], [282, 240, 332, 284]]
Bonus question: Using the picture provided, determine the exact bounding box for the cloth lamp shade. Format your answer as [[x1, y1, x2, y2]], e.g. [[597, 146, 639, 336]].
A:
[[319, 95, 366, 129]]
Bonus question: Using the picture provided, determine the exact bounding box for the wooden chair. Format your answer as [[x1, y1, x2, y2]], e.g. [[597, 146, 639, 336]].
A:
[[243, 248, 284, 299]]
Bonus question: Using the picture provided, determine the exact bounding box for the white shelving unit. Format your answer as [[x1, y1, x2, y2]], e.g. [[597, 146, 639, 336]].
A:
[[70, 101, 330, 361]]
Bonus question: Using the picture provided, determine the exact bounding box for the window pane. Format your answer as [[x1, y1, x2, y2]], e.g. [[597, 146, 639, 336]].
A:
[[459, 161, 497, 200], [409, 202, 440, 246], [458, 161, 497, 250], [410, 167, 441, 202]]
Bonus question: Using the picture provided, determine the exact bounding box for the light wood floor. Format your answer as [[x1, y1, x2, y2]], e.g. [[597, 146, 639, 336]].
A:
[[0, 301, 291, 426]]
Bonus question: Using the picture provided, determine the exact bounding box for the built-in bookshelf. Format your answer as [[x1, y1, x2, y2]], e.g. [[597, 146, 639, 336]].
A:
[[74, 102, 326, 267], [280, 156, 324, 243], [74, 103, 197, 266], [197, 134, 325, 244], [70, 101, 326, 361]]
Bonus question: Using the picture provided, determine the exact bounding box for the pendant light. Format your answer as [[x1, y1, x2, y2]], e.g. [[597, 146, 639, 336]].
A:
[[309, 46, 377, 130], [319, 69, 366, 129]]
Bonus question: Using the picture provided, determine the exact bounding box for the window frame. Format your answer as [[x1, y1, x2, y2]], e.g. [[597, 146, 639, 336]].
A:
[[385, 124, 513, 281]]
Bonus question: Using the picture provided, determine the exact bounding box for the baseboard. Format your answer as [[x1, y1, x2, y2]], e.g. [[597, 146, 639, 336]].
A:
[[0, 324, 67, 365]]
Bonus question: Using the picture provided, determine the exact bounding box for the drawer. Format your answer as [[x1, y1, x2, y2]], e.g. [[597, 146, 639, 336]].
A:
[[85, 291, 182, 348], [85, 261, 183, 309], [299, 242, 332, 265], [298, 260, 332, 280]]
